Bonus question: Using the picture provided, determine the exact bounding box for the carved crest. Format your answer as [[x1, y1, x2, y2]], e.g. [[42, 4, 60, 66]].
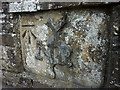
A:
[[35, 14, 73, 78]]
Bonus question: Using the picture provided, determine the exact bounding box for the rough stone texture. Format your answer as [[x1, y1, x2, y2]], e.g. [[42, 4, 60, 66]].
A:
[[9, 2, 120, 13], [19, 7, 109, 87], [2, 71, 34, 88], [0, 1, 2, 89], [1, 2, 23, 73], [9, 1, 37, 12], [104, 5, 120, 88], [2, 2, 120, 88]]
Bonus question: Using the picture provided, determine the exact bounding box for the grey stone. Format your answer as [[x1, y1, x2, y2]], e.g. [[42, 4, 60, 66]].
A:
[[3, 1, 120, 88], [9, 2, 120, 13], [9, 1, 37, 12]]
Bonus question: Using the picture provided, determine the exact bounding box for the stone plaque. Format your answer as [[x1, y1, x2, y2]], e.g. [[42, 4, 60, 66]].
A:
[[20, 9, 108, 87]]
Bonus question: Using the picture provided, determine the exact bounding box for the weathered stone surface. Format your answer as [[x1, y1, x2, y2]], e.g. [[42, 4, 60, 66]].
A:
[[1, 45, 22, 72], [19, 7, 109, 87], [20, 11, 63, 79], [0, 60, 2, 90], [1, 2, 23, 73], [104, 5, 120, 88], [2, 34, 15, 47], [9, 1, 120, 13], [2, 71, 34, 88], [9, 1, 37, 12], [2, 71, 21, 87], [2, 1, 120, 88]]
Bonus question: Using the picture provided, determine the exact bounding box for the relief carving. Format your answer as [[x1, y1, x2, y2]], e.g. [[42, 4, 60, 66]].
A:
[[19, 10, 108, 86], [22, 25, 36, 44], [35, 14, 73, 78]]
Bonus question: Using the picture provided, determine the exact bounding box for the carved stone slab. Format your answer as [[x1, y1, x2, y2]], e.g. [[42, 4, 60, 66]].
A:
[[19, 9, 108, 87]]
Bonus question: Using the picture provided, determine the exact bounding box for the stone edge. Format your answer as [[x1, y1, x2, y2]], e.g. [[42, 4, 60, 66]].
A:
[[6, 1, 120, 13]]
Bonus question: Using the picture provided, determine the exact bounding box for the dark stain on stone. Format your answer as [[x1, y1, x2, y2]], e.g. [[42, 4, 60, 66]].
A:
[[2, 34, 15, 47]]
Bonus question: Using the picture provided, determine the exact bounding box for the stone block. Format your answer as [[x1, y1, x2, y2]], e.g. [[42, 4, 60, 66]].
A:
[[19, 8, 109, 87], [9, 1, 37, 12]]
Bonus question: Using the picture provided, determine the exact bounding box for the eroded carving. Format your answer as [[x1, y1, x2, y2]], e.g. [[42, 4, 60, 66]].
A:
[[22, 26, 36, 44], [35, 14, 73, 78], [35, 41, 43, 61]]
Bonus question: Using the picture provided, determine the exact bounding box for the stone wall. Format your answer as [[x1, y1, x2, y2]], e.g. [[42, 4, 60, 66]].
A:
[[1, 2, 24, 88], [1, 2, 120, 88], [1, 2, 23, 73], [0, 1, 2, 89], [104, 5, 120, 88]]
